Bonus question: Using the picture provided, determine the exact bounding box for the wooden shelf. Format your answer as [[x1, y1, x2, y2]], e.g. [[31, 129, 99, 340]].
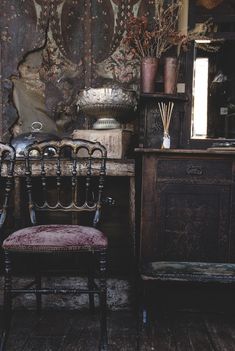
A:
[[140, 92, 188, 102]]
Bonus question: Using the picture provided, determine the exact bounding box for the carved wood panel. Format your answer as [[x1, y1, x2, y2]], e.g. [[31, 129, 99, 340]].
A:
[[139, 95, 186, 149], [154, 184, 230, 262], [140, 152, 234, 264]]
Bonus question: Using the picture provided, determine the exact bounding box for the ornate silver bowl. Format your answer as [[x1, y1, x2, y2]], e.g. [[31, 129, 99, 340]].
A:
[[77, 87, 138, 129]]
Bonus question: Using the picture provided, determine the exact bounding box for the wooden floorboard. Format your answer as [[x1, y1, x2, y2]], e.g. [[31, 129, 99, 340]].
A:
[[204, 313, 235, 351], [1, 310, 235, 350], [171, 312, 214, 351], [139, 312, 175, 351], [22, 336, 64, 351]]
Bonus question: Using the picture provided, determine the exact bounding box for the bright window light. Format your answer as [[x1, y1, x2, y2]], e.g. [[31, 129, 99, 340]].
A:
[[192, 58, 209, 137], [195, 39, 212, 44]]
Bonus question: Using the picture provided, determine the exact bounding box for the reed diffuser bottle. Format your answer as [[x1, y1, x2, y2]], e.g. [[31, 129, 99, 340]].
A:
[[158, 101, 174, 149]]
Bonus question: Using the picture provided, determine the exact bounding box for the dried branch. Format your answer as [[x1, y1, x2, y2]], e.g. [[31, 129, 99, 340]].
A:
[[124, 1, 221, 60], [124, 1, 181, 59]]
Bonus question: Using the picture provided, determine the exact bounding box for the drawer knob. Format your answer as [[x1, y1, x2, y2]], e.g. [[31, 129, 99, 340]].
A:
[[186, 165, 203, 176]]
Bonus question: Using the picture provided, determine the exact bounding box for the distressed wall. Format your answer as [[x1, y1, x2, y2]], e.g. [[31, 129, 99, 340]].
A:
[[0, 0, 155, 141]]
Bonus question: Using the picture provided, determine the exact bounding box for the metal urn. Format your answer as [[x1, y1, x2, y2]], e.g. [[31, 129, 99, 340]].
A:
[[76, 87, 138, 129]]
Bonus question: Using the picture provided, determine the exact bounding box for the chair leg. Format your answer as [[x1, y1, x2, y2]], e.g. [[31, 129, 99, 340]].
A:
[[35, 271, 42, 314], [0, 251, 12, 351], [143, 281, 156, 350], [99, 249, 108, 351], [88, 256, 95, 313]]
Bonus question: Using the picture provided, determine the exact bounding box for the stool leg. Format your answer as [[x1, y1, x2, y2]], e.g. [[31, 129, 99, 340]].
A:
[[137, 277, 145, 351], [0, 251, 12, 351], [139, 280, 154, 351], [146, 282, 154, 336], [99, 249, 108, 351], [144, 281, 156, 351]]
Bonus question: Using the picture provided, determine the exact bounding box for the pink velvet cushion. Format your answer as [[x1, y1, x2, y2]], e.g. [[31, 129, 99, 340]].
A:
[[3, 224, 108, 253]]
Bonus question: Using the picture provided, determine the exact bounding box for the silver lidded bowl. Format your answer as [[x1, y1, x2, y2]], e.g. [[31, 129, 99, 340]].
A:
[[77, 87, 138, 129], [11, 122, 60, 158]]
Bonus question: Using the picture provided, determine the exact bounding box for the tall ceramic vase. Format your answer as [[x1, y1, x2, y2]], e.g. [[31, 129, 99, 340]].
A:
[[141, 57, 159, 94], [164, 57, 178, 94]]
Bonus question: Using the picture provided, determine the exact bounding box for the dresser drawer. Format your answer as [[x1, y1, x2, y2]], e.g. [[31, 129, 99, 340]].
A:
[[157, 158, 232, 180]]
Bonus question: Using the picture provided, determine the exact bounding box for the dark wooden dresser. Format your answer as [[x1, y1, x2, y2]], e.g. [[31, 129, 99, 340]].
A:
[[136, 148, 235, 265]]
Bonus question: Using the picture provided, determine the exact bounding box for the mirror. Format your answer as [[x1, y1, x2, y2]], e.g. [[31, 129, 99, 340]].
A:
[[191, 32, 235, 141]]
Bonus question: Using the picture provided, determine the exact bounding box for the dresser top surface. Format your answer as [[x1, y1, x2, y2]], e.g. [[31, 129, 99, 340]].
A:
[[135, 148, 235, 156]]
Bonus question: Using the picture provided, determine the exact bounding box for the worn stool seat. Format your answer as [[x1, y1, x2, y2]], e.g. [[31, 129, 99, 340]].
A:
[[3, 224, 107, 253], [141, 261, 235, 284]]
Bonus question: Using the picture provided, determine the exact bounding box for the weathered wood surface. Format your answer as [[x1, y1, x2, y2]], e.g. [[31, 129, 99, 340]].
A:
[[2, 310, 235, 350], [3, 159, 135, 177], [135, 148, 235, 155]]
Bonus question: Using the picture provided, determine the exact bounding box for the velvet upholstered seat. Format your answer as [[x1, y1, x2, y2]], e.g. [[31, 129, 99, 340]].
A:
[[3, 224, 107, 253], [0, 138, 108, 351]]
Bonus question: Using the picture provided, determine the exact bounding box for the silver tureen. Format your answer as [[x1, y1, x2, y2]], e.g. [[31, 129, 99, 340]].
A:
[[76, 87, 138, 129]]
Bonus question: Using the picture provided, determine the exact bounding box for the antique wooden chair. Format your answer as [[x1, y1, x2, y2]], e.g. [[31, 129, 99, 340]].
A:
[[0, 138, 108, 351]]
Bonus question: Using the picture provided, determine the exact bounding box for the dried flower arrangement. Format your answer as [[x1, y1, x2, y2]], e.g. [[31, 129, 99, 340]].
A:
[[124, 1, 221, 61], [124, 1, 181, 59], [124, 1, 222, 93]]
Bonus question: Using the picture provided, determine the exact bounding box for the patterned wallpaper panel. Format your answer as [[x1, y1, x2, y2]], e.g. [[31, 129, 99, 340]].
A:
[[0, 0, 155, 140]]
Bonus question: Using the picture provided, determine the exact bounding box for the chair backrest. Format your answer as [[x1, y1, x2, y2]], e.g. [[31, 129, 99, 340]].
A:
[[0, 143, 15, 229], [23, 138, 107, 227]]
